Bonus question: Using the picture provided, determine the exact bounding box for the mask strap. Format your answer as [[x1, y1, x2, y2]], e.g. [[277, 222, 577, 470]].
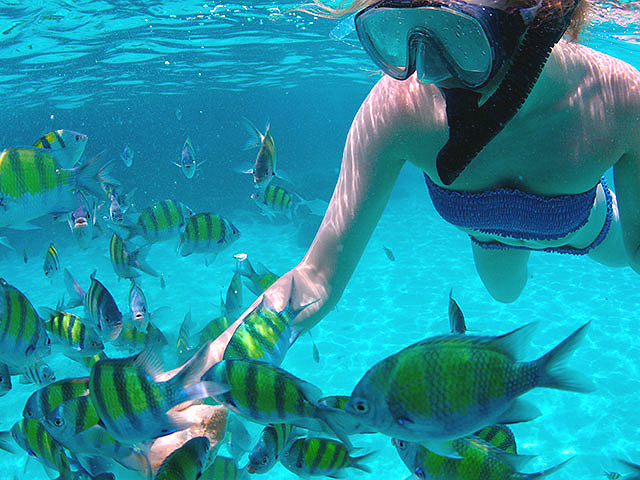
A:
[[435, 0, 582, 185]]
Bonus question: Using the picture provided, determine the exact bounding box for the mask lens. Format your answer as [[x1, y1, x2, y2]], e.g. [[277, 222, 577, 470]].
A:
[[356, 4, 494, 86]]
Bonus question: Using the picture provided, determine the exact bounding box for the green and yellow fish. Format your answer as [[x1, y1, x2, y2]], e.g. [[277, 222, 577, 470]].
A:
[[33, 129, 88, 168], [109, 233, 159, 279], [234, 253, 279, 296], [155, 436, 211, 480], [203, 359, 351, 449], [0, 147, 109, 228], [345, 322, 594, 451], [201, 455, 248, 480], [178, 212, 240, 263], [244, 120, 276, 189], [4, 418, 73, 479], [112, 322, 167, 353], [40, 308, 104, 358], [110, 199, 194, 245], [281, 436, 374, 478], [43, 242, 60, 278], [393, 436, 572, 480], [247, 423, 297, 474], [89, 348, 226, 444], [0, 278, 51, 369], [23, 376, 90, 420]]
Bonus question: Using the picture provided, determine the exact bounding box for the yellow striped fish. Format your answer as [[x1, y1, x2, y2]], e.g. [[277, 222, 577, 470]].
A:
[[0, 362, 11, 396], [33, 129, 87, 168], [233, 253, 279, 296], [155, 436, 211, 480], [345, 322, 594, 451], [0, 278, 51, 369], [109, 233, 159, 279], [247, 423, 297, 474], [393, 436, 572, 480], [23, 376, 90, 420], [203, 359, 352, 449], [88, 347, 227, 444], [281, 437, 374, 478], [178, 212, 240, 263], [40, 308, 104, 358], [43, 242, 60, 278], [0, 147, 110, 229], [201, 455, 248, 480]]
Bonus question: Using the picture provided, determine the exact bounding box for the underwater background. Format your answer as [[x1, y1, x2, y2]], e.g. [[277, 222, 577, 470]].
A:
[[1, 0, 640, 479]]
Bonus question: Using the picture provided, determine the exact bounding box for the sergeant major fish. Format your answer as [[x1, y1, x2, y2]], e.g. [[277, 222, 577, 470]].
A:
[[19, 362, 56, 386], [155, 436, 211, 480], [280, 437, 374, 478], [173, 136, 205, 179], [0, 278, 51, 370], [0, 147, 110, 229], [392, 436, 572, 480], [243, 120, 276, 189], [39, 308, 104, 358], [88, 347, 228, 444], [178, 212, 240, 264], [32, 129, 88, 168], [0, 362, 11, 396], [43, 242, 60, 278], [23, 376, 90, 420], [247, 423, 297, 474], [233, 253, 279, 297], [64, 269, 123, 342], [68, 191, 98, 250], [109, 233, 159, 280], [345, 322, 594, 455]]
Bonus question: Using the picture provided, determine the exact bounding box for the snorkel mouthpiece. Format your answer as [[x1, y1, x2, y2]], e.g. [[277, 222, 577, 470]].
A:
[[436, 0, 583, 185]]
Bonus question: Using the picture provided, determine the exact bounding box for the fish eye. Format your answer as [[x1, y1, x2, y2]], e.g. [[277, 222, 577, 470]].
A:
[[54, 417, 64, 427], [354, 400, 368, 414], [397, 440, 406, 449], [45, 338, 51, 346], [75, 135, 80, 141], [25, 410, 32, 418], [262, 457, 268, 465], [0, 377, 4, 383]]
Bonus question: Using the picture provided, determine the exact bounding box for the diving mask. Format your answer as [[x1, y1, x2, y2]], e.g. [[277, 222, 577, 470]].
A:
[[353, 0, 541, 88]]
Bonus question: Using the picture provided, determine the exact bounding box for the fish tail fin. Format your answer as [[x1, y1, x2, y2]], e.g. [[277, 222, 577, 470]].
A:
[[132, 245, 159, 277], [526, 457, 574, 479], [74, 151, 118, 199], [350, 450, 377, 473], [103, 218, 136, 241], [63, 268, 85, 308], [535, 322, 594, 393], [234, 253, 256, 279], [0, 430, 17, 453]]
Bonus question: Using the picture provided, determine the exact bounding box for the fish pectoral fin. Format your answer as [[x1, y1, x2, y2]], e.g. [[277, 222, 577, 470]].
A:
[[421, 440, 462, 459], [496, 398, 542, 425]]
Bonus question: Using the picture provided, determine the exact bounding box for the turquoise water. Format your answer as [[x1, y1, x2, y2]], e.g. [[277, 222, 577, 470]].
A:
[[1, 1, 640, 479]]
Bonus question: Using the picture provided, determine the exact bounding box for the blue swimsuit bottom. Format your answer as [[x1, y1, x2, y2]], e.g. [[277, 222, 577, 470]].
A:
[[424, 173, 613, 255]]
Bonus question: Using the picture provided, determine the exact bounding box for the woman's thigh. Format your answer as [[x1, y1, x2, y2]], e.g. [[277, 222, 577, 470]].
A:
[[471, 242, 531, 303]]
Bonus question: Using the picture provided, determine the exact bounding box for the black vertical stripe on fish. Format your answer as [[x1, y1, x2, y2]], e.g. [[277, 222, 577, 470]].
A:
[[75, 395, 89, 434], [0, 289, 11, 345], [54, 131, 65, 148], [19, 291, 28, 345], [218, 215, 226, 244], [39, 136, 52, 149], [246, 362, 259, 419], [8, 149, 25, 194], [160, 200, 172, 229], [311, 440, 328, 472], [35, 152, 49, 193], [274, 371, 287, 419], [203, 212, 214, 246], [116, 365, 141, 431]]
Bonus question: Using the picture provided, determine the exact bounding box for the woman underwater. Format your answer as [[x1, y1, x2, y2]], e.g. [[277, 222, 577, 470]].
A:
[[232, 0, 640, 346]]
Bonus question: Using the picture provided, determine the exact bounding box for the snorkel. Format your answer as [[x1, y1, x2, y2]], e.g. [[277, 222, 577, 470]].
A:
[[436, 0, 584, 185]]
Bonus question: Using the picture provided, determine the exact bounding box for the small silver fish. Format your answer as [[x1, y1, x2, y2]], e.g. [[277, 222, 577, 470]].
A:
[[243, 119, 276, 189], [68, 191, 97, 250], [173, 136, 205, 179], [43, 243, 60, 278], [120, 145, 134, 167], [383, 245, 395, 261], [19, 362, 56, 386]]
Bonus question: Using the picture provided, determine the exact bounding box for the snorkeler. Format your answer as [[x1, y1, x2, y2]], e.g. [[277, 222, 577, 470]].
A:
[[229, 0, 640, 347]]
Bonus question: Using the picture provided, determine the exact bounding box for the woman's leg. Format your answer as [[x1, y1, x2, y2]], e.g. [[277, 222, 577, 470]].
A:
[[471, 242, 531, 303]]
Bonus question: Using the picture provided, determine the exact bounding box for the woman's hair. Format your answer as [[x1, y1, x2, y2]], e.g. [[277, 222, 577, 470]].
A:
[[295, 0, 590, 41]]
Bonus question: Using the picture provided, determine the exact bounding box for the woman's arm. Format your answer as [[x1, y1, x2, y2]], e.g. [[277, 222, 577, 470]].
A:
[[240, 78, 410, 335], [613, 151, 640, 273]]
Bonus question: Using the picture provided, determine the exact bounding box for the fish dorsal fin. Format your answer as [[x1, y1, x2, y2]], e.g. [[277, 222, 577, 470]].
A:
[[134, 349, 164, 379], [482, 321, 538, 361], [293, 375, 323, 403]]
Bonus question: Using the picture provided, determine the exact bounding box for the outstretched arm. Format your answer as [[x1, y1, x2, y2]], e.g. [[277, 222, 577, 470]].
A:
[[241, 79, 410, 335], [614, 151, 640, 272]]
